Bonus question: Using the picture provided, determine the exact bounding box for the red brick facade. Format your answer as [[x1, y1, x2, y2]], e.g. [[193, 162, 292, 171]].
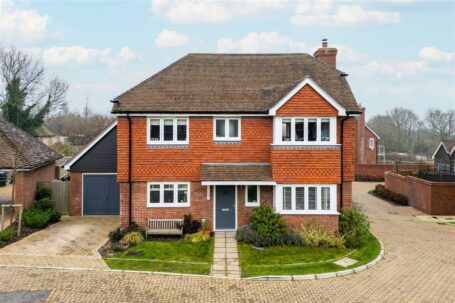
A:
[[356, 107, 379, 165], [14, 163, 56, 209], [69, 172, 82, 215], [385, 172, 455, 215], [115, 85, 356, 231]]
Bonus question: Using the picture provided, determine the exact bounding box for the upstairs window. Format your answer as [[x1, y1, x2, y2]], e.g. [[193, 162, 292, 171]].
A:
[[148, 117, 188, 144], [276, 117, 336, 144], [214, 118, 241, 141], [369, 138, 375, 150]]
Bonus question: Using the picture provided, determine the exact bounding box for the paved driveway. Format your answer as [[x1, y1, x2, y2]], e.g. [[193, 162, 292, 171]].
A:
[[0, 182, 454, 302], [0, 216, 118, 269]]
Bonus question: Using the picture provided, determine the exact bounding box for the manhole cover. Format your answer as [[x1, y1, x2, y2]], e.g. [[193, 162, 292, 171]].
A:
[[0, 290, 50, 303], [387, 211, 399, 215], [334, 257, 358, 268]]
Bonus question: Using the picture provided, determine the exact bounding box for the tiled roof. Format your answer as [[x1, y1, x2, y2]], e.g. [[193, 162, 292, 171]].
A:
[[201, 163, 273, 181], [0, 119, 62, 170], [113, 53, 359, 113]]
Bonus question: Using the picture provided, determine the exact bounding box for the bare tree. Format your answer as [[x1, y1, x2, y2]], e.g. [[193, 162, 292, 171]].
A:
[[0, 47, 68, 122]]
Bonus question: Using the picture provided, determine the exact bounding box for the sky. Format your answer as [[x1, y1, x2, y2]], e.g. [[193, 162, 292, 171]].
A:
[[1, 0, 454, 120]]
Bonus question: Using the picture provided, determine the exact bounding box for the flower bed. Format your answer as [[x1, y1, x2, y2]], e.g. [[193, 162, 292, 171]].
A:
[[370, 184, 408, 205]]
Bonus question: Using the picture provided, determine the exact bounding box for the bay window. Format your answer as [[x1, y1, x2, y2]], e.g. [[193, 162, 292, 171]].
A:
[[147, 182, 190, 207], [276, 184, 337, 214], [214, 118, 241, 141], [274, 117, 336, 144], [147, 117, 189, 144]]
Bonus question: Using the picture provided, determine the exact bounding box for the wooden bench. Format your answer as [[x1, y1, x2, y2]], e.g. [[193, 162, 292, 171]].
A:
[[146, 219, 184, 237]]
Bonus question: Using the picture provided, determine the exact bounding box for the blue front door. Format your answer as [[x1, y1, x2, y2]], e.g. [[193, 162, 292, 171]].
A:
[[215, 186, 236, 230]]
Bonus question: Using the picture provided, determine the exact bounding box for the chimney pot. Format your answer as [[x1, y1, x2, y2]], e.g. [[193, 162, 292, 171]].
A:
[[322, 38, 328, 47]]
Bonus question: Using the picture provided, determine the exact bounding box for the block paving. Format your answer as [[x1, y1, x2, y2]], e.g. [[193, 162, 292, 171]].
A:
[[0, 183, 453, 302]]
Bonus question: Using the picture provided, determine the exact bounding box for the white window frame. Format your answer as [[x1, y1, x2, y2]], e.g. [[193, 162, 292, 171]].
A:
[[213, 117, 241, 141], [147, 117, 189, 145], [147, 182, 190, 207], [274, 184, 337, 215], [245, 185, 260, 207], [273, 117, 337, 145], [369, 138, 375, 150]]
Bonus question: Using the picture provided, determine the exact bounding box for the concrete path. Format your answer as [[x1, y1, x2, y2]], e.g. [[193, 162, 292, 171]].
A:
[[212, 232, 241, 278], [0, 216, 119, 269], [0, 182, 454, 302]]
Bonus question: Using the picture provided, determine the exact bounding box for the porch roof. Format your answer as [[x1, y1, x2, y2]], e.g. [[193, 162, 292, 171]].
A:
[[201, 162, 275, 185]]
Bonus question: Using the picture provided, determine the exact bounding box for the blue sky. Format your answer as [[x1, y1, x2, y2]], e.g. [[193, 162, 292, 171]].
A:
[[1, 0, 454, 120]]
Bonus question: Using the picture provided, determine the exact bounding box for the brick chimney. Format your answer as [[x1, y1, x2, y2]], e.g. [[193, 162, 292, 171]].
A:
[[313, 39, 338, 68]]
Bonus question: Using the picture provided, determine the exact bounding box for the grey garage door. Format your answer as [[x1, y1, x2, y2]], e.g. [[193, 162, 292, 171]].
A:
[[83, 174, 119, 215]]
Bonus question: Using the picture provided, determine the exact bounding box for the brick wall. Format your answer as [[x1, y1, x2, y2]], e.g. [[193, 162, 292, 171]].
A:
[[121, 183, 339, 231], [69, 172, 82, 215], [356, 164, 393, 179], [385, 172, 455, 215], [14, 163, 56, 209], [355, 107, 378, 165]]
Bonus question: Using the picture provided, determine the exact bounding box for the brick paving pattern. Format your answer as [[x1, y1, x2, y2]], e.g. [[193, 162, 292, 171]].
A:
[[0, 216, 118, 269], [0, 182, 453, 302], [212, 232, 240, 278]]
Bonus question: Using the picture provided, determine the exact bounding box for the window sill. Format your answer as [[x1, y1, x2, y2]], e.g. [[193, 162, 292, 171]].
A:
[[277, 211, 339, 215], [147, 203, 190, 208], [214, 140, 241, 144], [245, 203, 260, 207], [147, 144, 189, 149]]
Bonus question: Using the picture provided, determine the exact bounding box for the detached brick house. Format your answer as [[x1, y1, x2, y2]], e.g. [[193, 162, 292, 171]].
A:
[[0, 118, 61, 208], [66, 41, 360, 232], [356, 107, 381, 165]]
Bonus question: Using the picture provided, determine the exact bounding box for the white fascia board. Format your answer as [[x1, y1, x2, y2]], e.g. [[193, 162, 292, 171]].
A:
[[365, 124, 380, 139], [64, 121, 117, 170], [113, 113, 269, 117], [268, 76, 347, 116], [201, 181, 277, 186], [431, 142, 449, 160]]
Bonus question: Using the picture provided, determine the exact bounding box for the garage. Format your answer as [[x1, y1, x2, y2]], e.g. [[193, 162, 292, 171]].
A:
[[83, 174, 119, 215], [64, 122, 119, 216]]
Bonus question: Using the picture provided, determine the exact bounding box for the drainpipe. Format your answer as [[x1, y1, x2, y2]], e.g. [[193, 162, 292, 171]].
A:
[[127, 113, 132, 226], [339, 112, 352, 210]]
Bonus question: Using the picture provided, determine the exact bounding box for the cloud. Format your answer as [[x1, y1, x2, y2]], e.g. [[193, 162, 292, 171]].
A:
[[419, 46, 455, 62], [217, 32, 307, 53], [350, 60, 426, 78], [0, 0, 50, 44], [42, 46, 137, 69], [150, 0, 289, 23], [155, 29, 189, 48], [291, 1, 400, 27]]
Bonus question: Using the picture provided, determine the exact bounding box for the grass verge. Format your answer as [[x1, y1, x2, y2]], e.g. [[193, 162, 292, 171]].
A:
[[104, 237, 214, 275], [238, 231, 381, 278]]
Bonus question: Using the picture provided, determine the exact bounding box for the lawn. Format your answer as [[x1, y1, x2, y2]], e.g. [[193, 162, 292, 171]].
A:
[[104, 237, 214, 275], [238, 232, 381, 277]]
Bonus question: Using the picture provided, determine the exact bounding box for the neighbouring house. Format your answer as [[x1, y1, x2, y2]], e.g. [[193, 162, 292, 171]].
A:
[[33, 125, 67, 147], [65, 39, 360, 232], [432, 140, 455, 173], [0, 119, 61, 208], [356, 106, 382, 165]]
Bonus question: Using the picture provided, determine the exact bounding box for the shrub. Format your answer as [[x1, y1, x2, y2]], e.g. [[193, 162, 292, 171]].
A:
[[22, 208, 51, 229], [32, 198, 53, 211], [0, 227, 14, 242], [48, 208, 62, 223], [35, 184, 51, 200], [372, 184, 408, 205], [250, 205, 287, 240], [109, 227, 124, 242], [184, 231, 211, 243], [182, 214, 201, 235], [123, 222, 146, 239], [355, 174, 384, 182], [298, 225, 345, 248], [121, 231, 144, 246], [339, 207, 370, 248], [112, 243, 124, 253], [236, 226, 303, 247]]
